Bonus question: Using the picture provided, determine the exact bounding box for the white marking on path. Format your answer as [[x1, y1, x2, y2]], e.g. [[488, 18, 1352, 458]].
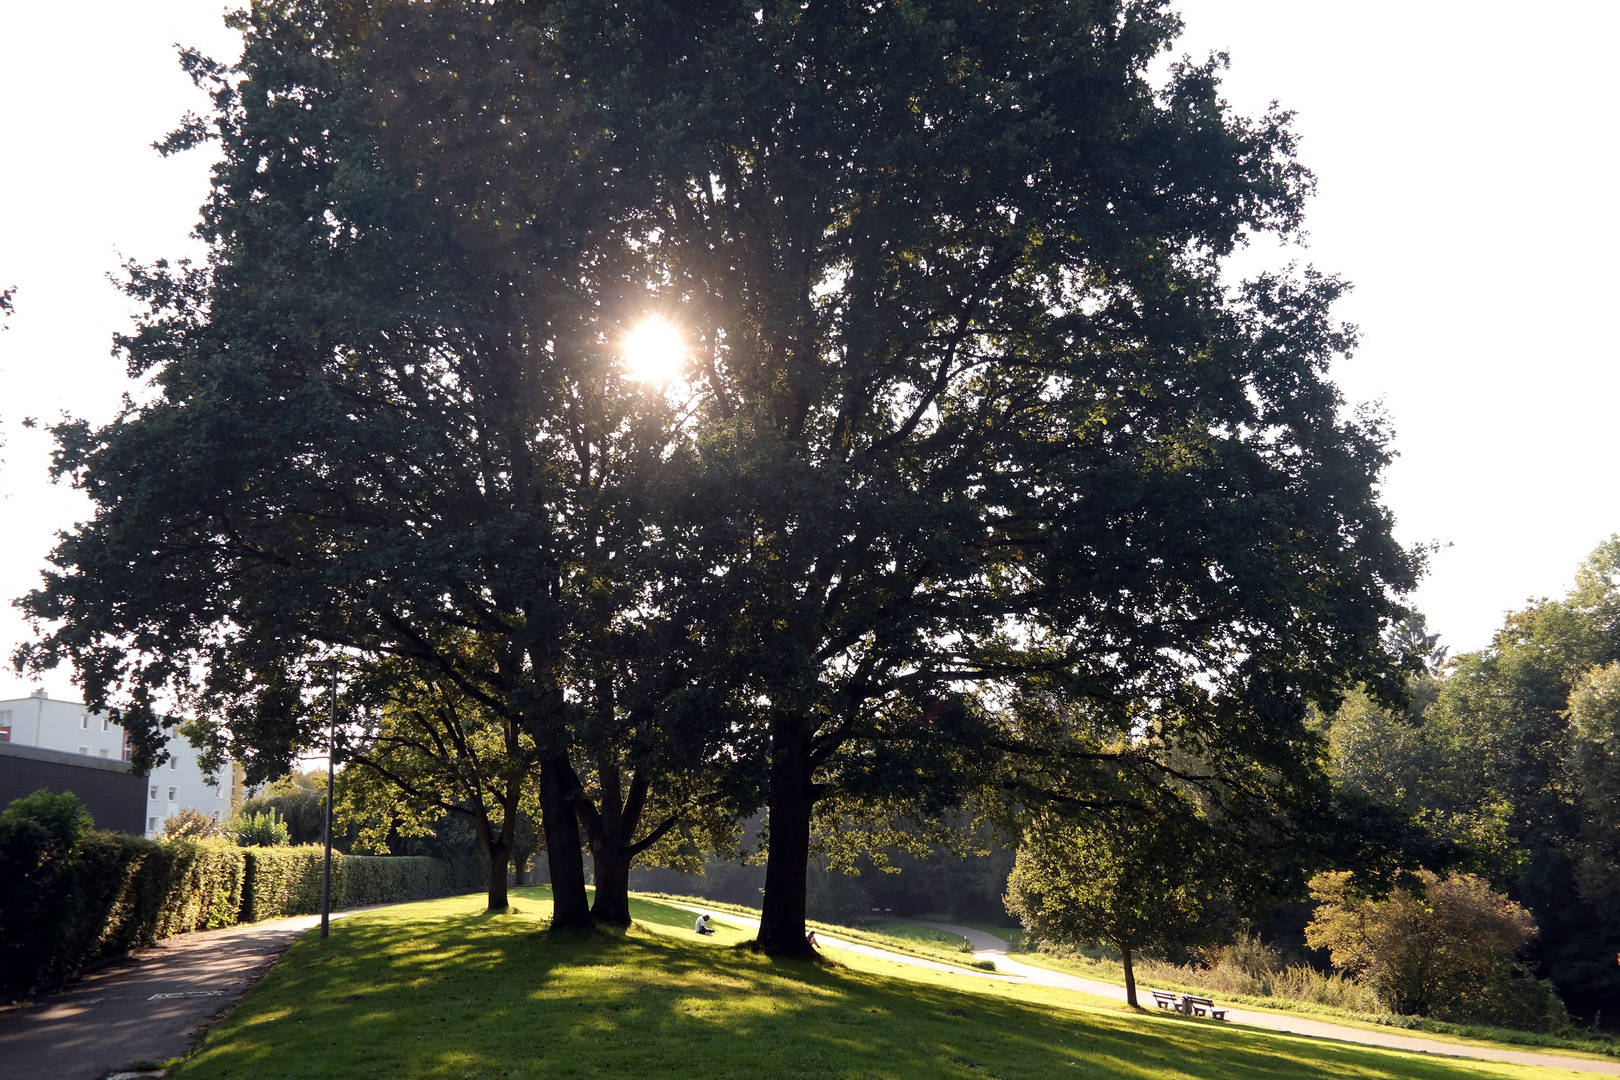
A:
[[147, 991, 225, 1000]]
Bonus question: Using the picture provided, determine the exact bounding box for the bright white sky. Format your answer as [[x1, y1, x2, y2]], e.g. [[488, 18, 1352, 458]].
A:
[[1, 2, 1615, 701]]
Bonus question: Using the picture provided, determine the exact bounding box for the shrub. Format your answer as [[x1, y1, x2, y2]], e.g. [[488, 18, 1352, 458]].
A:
[[153, 839, 246, 936], [338, 852, 454, 908], [1306, 870, 1567, 1030], [163, 806, 222, 840], [228, 809, 290, 847], [240, 770, 329, 845], [0, 791, 96, 989]]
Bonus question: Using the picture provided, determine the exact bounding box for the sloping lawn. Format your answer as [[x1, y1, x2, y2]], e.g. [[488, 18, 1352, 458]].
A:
[[172, 889, 1565, 1080]]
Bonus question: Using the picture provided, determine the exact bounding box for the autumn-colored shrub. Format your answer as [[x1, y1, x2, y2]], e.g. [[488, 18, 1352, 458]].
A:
[[1306, 870, 1568, 1030]]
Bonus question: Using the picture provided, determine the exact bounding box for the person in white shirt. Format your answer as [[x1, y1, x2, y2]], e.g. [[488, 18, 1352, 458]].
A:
[[695, 913, 715, 936]]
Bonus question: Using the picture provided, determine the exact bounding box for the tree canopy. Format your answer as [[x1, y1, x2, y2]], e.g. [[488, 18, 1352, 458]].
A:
[[19, 0, 1418, 952], [526, 0, 1418, 952]]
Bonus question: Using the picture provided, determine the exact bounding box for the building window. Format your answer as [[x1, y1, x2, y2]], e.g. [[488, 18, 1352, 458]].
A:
[[150, 786, 159, 800], [148, 817, 159, 832], [169, 757, 178, 770], [101, 716, 111, 731], [168, 787, 177, 801], [80, 715, 89, 729], [98, 748, 109, 758], [0, 726, 9, 744], [78, 746, 91, 755]]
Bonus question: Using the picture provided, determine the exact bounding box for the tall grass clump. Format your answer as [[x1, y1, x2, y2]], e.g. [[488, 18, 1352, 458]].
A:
[[1028, 932, 1380, 1012]]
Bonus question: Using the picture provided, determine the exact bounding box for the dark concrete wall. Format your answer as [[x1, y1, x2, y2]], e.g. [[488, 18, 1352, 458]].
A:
[[0, 742, 147, 835]]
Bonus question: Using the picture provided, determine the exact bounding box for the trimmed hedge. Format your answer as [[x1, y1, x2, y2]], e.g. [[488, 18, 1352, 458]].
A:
[[1, 793, 480, 993], [0, 826, 250, 992], [241, 847, 481, 921]]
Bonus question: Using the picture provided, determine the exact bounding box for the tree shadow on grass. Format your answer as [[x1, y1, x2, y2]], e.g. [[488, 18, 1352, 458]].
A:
[[172, 891, 1523, 1080]]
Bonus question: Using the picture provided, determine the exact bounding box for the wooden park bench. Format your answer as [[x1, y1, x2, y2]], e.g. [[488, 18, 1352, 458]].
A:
[[1178, 994, 1228, 1020], [1149, 990, 1179, 1010]]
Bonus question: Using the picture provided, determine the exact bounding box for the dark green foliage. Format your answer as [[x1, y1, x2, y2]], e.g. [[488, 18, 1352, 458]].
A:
[[0, 791, 95, 989], [527, 0, 1420, 954], [0, 814, 246, 993], [16, 0, 728, 925], [20, 0, 1417, 954], [1007, 805, 1248, 1007]]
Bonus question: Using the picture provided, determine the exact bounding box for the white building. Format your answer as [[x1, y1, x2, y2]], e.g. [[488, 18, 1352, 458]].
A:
[[0, 689, 242, 838]]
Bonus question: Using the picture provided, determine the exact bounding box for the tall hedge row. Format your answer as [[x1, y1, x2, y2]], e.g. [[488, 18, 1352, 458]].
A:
[[0, 800, 479, 993], [241, 846, 484, 921]]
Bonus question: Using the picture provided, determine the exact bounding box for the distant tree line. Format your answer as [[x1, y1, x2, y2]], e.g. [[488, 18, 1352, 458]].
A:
[[1320, 539, 1620, 1020]]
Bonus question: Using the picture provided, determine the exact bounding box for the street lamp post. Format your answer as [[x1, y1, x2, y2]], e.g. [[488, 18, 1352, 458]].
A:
[[320, 658, 336, 939]]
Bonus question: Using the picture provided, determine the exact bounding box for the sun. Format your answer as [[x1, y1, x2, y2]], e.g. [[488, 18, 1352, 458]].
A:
[[622, 317, 687, 383]]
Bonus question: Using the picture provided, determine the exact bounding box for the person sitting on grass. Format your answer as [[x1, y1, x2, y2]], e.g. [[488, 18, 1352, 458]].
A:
[[695, 913, 715, 936], [806, 930, 818, 949]]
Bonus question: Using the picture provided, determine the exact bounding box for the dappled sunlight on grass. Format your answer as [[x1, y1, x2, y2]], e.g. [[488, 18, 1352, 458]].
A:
[[171, 888, 1558, 1079]]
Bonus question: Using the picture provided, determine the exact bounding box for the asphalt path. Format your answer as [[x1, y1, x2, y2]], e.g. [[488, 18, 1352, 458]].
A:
[[0, 911, 357, 1080], [674, 903, 1620, 1075]]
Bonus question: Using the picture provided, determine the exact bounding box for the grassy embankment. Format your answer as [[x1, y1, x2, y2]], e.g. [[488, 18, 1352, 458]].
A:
[[609, 894, 1618, 1064], [169, 888, 1579, 1080], [997, 939, 1618, 1063], [637, 892, 997, 971]]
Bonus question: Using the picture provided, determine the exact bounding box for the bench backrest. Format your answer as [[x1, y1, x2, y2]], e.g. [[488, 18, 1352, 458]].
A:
[[1182, 995, 1214, 1005]]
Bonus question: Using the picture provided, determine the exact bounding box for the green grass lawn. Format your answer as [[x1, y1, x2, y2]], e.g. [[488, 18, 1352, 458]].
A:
[[171, 888, 1579, 1080], [863, 921, 974, 952]]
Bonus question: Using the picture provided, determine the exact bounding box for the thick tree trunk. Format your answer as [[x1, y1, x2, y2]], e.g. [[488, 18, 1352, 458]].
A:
[[511, 839, 539, 886], [1120, 943, 1138, 1008], [486, 842, 511, 911], [570, 751, 672, 928], [541, 753, 592, 930], [590, 843, 633, 926], [469, 811, 512, 912], [757, 715, 817, 958]]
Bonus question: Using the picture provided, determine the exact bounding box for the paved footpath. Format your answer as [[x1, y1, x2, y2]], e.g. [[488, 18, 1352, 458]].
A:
[[675, 903, 1619, 1076], [0, 911, 357, 1080]]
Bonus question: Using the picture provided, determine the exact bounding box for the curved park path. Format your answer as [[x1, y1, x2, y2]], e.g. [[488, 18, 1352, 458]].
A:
[[675, 904, 1620, 1076], [0, 910, 365, 1080]]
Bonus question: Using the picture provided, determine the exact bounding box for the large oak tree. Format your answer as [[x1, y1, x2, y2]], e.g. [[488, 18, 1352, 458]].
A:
[[533, 0, 1420, 955], [16, 0, 732, 922]]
